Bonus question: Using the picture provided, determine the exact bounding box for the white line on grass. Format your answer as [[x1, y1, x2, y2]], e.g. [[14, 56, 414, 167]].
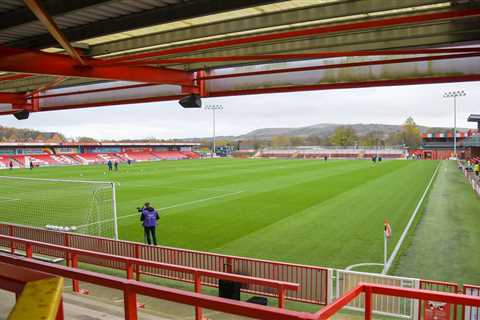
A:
[[0, 195, 20, 202], [76, 190, 245, 230], [0, 175, 113, 185], [382, 163, 440, 274]]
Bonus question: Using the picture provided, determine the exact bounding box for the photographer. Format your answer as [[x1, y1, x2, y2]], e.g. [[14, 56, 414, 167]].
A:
[[137, 202, 160, 245]]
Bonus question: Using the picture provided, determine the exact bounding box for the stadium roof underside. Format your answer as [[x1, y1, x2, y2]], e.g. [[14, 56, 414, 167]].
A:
[[0, 0, 480, 118]]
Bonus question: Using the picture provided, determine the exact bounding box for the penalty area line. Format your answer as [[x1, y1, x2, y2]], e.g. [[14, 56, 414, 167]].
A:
[[76, 190, 245, 230], [382, 163, 440, 274]]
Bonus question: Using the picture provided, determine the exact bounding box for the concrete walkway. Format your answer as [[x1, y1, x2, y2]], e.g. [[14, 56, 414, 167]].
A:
[[0, 280, 251, 320], [394, 161, 480, 284], [0, 287, 168, 320]]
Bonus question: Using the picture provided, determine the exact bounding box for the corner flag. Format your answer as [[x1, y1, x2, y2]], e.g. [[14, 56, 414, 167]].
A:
[[384, 220, 392, 238]]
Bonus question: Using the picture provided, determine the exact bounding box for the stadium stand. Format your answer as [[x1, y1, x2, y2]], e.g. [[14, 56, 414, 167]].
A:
[[258, 147, 406, 160], [0, 142, 200, 169], [152, 150, 189, 160], [118, 151, 159, 162]]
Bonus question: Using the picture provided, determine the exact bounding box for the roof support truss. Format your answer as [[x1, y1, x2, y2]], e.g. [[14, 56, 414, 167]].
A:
[[23, 0, 87, 65], [0, 46, 193, 86]]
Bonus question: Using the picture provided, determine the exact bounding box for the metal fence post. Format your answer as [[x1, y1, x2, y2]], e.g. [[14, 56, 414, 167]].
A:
[[126, 262, 134, 280], [134, 244, 141, 281], [25, 243, 32, 258], [123, 287, 138, 320], [72, 253, 80, 293], [56, 298, 65, 320], [8, 225, 15, 254], [365, 288, 372, 320], [279, 286, 286, 309], [194, 272, 203, 320], [327, 269, 334, 304]]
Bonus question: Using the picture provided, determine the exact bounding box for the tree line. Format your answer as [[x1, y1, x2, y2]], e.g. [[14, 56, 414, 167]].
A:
[[214, 117, 422, 149]]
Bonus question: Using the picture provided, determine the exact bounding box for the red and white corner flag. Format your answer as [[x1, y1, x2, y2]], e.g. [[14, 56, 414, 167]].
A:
[[384, 220, 392, 238]]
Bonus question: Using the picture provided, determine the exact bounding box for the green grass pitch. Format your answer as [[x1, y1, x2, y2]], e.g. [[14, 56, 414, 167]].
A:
[[0, 159, 438, 270]]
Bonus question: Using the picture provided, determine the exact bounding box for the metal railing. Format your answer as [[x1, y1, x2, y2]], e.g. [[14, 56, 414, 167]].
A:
[[0, 233, 299, 320], [335, 269, 419, 319], [0, 222, 329, 305], [3, 252, 480, 320]]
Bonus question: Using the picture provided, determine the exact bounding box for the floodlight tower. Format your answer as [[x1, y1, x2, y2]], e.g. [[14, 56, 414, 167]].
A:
[[204, 104, 223, 157], [443, 90, 466, 159]]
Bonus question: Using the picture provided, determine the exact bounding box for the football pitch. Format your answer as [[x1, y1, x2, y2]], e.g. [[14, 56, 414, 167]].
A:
[[0, 158, 439, 272]]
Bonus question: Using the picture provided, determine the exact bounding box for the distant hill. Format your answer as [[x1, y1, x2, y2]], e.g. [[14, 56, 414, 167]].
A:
[[238, 123, 454, 140]]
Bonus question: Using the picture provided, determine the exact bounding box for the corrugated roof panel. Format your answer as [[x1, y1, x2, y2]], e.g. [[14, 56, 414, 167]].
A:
[[71, 8, 116, 20], [0, 22, 47, 44], [0, 0, 23, 14], [79, 0, 332, 46]]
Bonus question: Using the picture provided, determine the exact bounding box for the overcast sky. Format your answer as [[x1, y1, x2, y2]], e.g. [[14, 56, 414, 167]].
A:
[[0, 81, 478, 140]]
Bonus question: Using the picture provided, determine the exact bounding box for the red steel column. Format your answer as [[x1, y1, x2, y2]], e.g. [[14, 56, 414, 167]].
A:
[[123, 287, 138, 320], [194, 272, 203, 320], [365, 288, 372, 320]]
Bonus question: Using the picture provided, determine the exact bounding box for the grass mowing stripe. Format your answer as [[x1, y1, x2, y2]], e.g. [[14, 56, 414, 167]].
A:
[[0, 159, 443, 278], [76, 190, 245, 230], [382, 162, 440, 274]]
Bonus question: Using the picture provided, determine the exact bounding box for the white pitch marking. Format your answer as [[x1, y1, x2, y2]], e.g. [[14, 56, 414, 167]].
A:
[[0, 195, 20, 202], [76, 190, 245, 229], [382, 163, 440, 274]]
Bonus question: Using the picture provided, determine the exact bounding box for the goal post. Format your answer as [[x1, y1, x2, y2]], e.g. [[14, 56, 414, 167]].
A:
[[0, 176, 118, 239]]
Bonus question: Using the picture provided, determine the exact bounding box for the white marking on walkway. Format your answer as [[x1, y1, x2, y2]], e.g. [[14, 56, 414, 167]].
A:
[[76, 190, 245, 230], [382, 163, 440, 274]]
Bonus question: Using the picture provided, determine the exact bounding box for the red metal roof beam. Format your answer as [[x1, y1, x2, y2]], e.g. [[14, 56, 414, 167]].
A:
[[0, 92, 26, 105], [24, 0, 87, 66], [0, 46, 193, 86], [98, 47, 480, 67], [101, 8, 480, 65]]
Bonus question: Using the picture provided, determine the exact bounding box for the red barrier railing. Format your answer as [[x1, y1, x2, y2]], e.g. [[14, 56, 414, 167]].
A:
[[420, 279, 460, 320], [2, 251, 480, 320], [0, 223, 328, 304], [0, 234, 299, 320], [463, 284, 480, 320]]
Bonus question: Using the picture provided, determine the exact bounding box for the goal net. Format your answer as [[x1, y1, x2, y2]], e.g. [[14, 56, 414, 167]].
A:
[[0, 176, 118, 239]]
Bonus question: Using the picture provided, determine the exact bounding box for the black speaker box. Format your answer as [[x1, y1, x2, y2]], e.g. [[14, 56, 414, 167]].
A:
[[178, 94, 202, 108], [13, 110, 30, 120], [218, 279, 241, 300]]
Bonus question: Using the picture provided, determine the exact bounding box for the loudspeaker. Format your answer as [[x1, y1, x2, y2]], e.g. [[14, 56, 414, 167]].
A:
[[13, 110, 29, 120], [218, 279, 241, 300], [179, 94, 202, 108], [246, 296, 268, 306]]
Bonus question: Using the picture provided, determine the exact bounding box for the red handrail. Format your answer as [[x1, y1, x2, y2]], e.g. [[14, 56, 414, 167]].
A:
[[2, 252, 480, 320], [1, 222, 328, 305], [0, 233, 298, 319], [0, 253, 310, 320]]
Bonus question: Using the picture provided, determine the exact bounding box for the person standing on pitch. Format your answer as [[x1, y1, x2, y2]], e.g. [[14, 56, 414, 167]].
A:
[[107, 160, 113, 171], [138, 202, 159, 245], [114, 161, 119, 171]]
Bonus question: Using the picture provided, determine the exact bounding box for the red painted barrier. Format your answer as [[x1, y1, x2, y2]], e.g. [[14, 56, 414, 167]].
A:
[[420, 279, 460, 320], [3, 252, 480, 320], [463, 284, 480, 320], [0, 234, 298, 306], [0, 223, 328, 304]]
